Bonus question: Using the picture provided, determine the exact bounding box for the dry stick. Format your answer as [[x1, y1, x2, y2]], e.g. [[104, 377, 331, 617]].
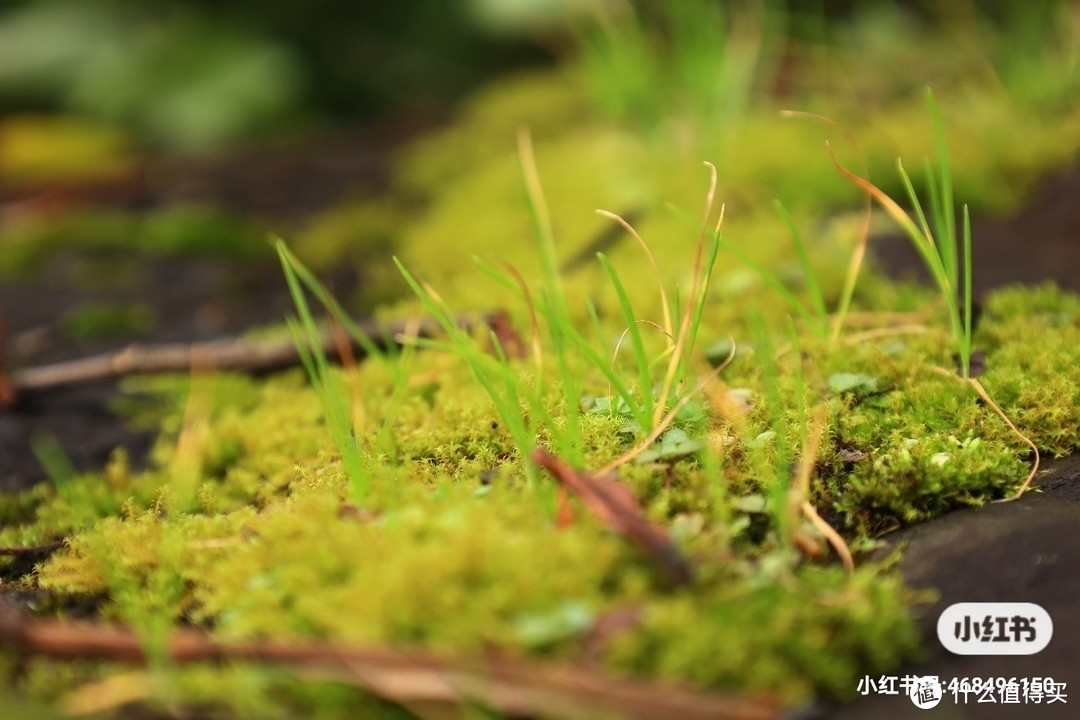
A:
[[841, 323, 930, 346], [790, 404, 855, 573], [8, 314, 493, 393], [0, 610, 777, 720], [0, 541, 65, 557], [532, 449, 695, 588]]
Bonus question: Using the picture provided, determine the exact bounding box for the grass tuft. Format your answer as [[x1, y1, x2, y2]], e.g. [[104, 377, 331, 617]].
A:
[[828, 88, 976, 377], [276, 239, 372, 504]]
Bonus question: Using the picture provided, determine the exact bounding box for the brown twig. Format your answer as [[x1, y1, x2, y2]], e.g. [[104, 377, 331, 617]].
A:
[[0, 541, 65, 557], [6, 314, 494, 395], [532, 449, 695, 588], [0, 317, 17, 406], [0, 609, 776, 720]]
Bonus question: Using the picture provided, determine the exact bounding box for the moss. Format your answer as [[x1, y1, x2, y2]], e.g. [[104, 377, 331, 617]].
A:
[[977, 283, 1080, 457], [817, 339, 1027, 529], [605, 563, 921, 702], [10, 229, 1075, 720], [9, 337, 919, 708]]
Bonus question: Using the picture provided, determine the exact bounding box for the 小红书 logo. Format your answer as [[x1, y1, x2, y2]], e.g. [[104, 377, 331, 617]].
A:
[[937, 602, 1052, 655]]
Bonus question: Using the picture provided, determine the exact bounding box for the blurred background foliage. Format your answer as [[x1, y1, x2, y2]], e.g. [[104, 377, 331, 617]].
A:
[[0, 0, 1076, 314], [0, 0, 1074, 153], [0, 0, 554, 152]]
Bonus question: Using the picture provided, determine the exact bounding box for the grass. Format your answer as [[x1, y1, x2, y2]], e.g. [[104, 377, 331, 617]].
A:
[[572, 0, 772, 129], [395, 130, 729, 489], [277, 240, 373, 504], [828, 88, 975, 378]]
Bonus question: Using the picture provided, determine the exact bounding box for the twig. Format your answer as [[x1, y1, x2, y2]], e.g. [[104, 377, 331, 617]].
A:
[[0, 609, 776, 720], [0, 541, 65, 557], [532, 449, 695, 588], [7, 314, 494, 394]]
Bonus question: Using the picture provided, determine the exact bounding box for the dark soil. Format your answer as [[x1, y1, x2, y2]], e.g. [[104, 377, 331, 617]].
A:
[[822, 455, 1080, 719], [1, 132, 1078, 717], [1, 127, 395, 491]]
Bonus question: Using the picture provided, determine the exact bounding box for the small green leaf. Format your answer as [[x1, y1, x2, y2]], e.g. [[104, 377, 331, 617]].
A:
[[827, 372, 878, 397], [513, 601, 594, 647], [635, 427, 706, 463], [733, 494, 768, 513]]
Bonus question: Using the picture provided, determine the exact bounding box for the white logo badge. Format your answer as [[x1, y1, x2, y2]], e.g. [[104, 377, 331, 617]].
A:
[[938, 602, 1052, 655]]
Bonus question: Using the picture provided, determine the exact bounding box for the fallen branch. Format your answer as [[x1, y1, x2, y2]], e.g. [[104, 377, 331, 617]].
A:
[[6, 313, 496, 395], [532, 449, 695, 588], [0, 609, 776, 720]]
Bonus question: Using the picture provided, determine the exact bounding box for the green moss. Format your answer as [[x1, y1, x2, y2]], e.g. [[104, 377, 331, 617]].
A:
[[977, 283, 1080, 457], [605, 563, 921, 701], [5, 337, 919, 708]]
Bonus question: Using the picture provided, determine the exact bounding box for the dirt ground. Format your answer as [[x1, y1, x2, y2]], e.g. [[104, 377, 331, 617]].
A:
[[0, 135, 1077, 717]]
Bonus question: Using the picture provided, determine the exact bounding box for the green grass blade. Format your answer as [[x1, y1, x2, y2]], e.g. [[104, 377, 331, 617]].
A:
[[898, 162, 934, 248], [275, 239, 384, 362], [475, 256, 646, 433], [894, 163, 954, 302], [396, 257, 540, 481], [285, 317, 318, 383], [279, 246, 370, 503], [961, 204, 973, 378], [598, 252, 654, 423], [686, 221, 723, 357], [927, 89, 958, 294], [775, 200, 827, 337], [517, 131, 568, 323], [553, 308, 650, 432], [31, 434, 76, 487], [748, 313, 793, 542]]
